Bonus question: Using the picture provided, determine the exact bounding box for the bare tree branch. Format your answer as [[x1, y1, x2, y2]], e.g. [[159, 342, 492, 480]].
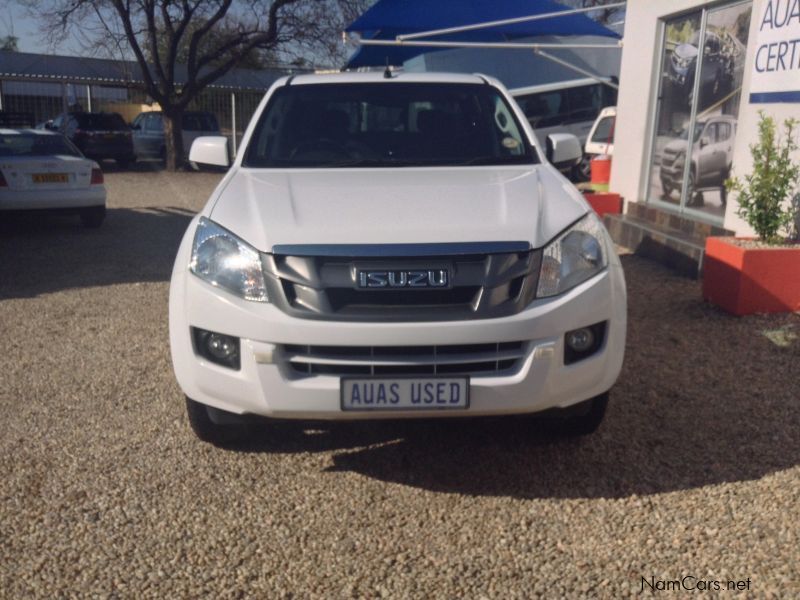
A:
[[32, 0, 374, 169]]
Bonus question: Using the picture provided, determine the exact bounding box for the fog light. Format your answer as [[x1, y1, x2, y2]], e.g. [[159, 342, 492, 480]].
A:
[[564, 322, 607, 365], [207, 333, 237, 360], [566, 328, 594, 352], [191, 327, 240, 370]]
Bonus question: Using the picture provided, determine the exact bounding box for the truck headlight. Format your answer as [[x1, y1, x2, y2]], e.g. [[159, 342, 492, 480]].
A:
[[537, 212, 608, 298], [189, 217, 268, 302]]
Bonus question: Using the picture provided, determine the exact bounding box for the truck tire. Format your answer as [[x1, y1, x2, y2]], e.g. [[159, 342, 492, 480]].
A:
[[185, 397, 258, 447], [660, 178, 672, 199], [555, 392, 609, 436], [687, 168, 704, 207]]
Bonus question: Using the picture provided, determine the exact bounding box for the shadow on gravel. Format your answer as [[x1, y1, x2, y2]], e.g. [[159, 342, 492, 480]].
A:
[[0, 206, 194, 299], [234, 256, 800, 499]]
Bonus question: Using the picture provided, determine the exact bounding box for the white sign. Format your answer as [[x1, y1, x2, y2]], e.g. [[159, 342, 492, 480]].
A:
[[750, 0, 800, 102]]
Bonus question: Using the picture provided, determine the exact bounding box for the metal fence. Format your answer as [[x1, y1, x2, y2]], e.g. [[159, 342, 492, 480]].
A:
[[0, 79, 268, 156]]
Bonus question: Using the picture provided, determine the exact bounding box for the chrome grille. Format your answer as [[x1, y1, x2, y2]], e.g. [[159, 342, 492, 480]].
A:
[[282, 341, 528, 378], [261, 243, 541, 322]]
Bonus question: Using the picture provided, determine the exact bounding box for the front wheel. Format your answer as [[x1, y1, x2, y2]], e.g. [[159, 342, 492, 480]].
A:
[[572, 155, 592, 183], [554, 392, 609, 436], [660, 177, 673, 199], [185, 397, 259, 447], [686, 169, 704, 207]]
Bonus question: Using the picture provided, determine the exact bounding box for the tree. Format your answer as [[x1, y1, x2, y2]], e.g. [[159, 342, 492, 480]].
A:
[[0, 35, 18, 51], [143, 19, 284, 71], [560, 0, 625, 27], [35, 1, 371, 170]]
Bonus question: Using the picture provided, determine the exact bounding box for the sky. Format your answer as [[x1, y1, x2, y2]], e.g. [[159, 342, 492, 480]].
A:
[[1, 1, 81, 55], [0, 0, 626, 59]]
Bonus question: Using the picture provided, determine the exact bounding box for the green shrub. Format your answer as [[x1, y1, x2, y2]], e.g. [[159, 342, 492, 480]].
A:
[[726, 112, 800, 244]]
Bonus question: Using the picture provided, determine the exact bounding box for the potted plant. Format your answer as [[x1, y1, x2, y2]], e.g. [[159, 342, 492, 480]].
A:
[[703, 112, 800, 315]]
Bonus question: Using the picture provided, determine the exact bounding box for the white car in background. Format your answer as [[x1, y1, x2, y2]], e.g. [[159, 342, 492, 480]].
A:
[[584, 106, 616, 158], [510, 78, 617, 180], [0, 129, 106, 227]]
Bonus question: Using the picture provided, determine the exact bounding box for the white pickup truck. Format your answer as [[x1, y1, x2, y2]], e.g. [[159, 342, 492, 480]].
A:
[[169, 71, 627, 446]]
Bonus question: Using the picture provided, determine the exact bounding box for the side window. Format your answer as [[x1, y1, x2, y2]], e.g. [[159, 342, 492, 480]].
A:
[[493, 96, 525, 156], [146, 114, 164, 132], [704, 123, 718, 143], [717, 122, 731, 142], [254, 94, 290, 159], [131, 114, 143, 129], [518, 90, 565, 128], [601, 84, 618, 107], [590, 115, 616, 144], [65, 116, 79, 135], [566, 84, 603, 123]]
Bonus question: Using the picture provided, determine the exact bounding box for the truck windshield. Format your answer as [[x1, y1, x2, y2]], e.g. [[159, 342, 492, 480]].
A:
[[244, 82, 538, 168]]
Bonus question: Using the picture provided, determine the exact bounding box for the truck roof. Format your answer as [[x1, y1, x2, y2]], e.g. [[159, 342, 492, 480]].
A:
[[282, 71, 490, 86]]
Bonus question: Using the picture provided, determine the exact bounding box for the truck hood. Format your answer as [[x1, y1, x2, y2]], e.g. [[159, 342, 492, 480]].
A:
[[208, 166, 587, 252], [674, 43, 699, 61], [662, 138, 693, 155]]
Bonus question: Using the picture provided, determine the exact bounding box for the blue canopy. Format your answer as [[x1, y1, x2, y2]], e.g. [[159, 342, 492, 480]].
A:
[[346, 0, 620, 69]]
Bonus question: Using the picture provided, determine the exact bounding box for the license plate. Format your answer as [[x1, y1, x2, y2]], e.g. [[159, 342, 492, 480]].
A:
[[32, 173, 68, 184], [341, 377, 469, 411]]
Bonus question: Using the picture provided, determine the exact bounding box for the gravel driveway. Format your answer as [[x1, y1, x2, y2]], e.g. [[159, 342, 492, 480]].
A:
[[1, 168, 798, 598]]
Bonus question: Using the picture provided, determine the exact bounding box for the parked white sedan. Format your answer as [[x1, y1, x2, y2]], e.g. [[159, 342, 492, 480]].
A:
[[0, 129, 107, 227]]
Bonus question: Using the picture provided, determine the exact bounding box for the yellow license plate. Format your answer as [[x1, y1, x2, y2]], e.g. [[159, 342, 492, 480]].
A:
[[32, 173, 69, 184]]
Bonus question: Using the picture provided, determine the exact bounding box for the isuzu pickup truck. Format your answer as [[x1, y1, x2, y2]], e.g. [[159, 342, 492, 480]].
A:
[[169, 72, 627, 446]]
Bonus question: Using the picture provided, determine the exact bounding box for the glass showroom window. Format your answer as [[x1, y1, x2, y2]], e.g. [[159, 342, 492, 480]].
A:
[[645, 1, 752, 223]]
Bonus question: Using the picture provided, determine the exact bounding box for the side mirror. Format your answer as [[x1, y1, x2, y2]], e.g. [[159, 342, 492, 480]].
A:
[[131, 123, 141, 130], [545, 133, 582, 171], [44, 120, 55, 130], [189, 136, 230, 168], [700, 136, 711, 148]]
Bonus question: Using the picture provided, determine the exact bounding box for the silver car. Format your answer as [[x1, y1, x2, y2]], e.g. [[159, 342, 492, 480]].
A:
[[131, 111, 220, 161], [659, 115, 736, 207]]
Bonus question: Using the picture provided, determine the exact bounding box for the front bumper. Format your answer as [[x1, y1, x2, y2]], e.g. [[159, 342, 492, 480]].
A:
[[169, 218, 627, 420], [660, 161, 686, 187]]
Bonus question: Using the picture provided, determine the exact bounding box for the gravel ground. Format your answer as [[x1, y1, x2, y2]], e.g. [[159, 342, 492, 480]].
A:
[[1, 168, 798, 598]]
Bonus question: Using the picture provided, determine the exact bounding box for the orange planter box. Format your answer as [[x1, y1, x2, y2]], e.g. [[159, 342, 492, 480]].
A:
[[703, 237, 800, 315], [584, 192, 622, 218]]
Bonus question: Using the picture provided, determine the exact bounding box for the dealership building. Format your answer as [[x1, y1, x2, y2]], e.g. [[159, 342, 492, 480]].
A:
[[606, 0, 799, 275]]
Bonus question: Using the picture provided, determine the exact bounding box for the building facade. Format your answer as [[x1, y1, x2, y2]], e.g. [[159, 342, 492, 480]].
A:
[[611, 0, 799, 237]]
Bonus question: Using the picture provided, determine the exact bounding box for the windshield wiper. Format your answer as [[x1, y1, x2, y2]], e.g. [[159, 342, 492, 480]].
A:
[[320, 158, 419, 168], [458, 156, 533, 166]]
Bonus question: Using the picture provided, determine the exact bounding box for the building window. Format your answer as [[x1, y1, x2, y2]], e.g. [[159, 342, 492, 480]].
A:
[[646, 1, 752, 223]]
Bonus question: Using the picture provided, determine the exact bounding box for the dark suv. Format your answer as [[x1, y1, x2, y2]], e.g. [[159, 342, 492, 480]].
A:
[[667, 31, 734, 104], [46, 112, 136, 167]]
